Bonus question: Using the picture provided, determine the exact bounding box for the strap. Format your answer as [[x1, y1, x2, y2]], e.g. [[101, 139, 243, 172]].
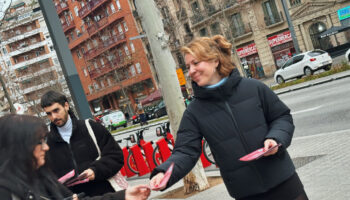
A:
[[85, 119, 101, 160]]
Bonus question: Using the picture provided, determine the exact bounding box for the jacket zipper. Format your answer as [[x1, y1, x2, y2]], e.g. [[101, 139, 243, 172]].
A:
[[68, 143, 79, 174], [224, 101, 264, 186]]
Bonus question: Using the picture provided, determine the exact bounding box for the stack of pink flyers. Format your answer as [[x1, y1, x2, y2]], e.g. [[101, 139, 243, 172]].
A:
[[151, 162, 174, 190], [58, 170, 89, 187], [239, 144, 282, 162]]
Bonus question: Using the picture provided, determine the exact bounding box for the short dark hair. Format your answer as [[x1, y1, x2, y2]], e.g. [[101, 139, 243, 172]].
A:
[[40, 90, 68, 108]]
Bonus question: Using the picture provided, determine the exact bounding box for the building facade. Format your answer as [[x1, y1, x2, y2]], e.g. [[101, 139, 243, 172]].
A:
[[53, 0, 157, 115], [152, 0, 350, 81], [0, 0, 71, 116]]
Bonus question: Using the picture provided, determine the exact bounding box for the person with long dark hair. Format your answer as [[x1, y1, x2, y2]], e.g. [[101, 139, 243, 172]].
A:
[[150, 35, 308, 200], [0, 114, 150, 200]]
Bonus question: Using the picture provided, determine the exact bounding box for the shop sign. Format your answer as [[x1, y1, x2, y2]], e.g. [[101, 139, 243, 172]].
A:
[[338, 6, 350, 21], [236, 43, 257, 58], [268, 31, 292, 47]]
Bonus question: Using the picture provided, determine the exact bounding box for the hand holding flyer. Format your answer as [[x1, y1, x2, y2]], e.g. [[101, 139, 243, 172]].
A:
[[151, 162, 174, 190], [58, 170, 89, 187], [239, 143, 282, 162]]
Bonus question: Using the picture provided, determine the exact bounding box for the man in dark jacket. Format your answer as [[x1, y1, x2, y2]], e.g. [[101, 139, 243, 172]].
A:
[[40, 90, 124, 197]]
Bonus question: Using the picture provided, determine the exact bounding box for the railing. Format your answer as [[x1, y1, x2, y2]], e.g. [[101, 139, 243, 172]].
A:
[[2, 27, 41, 42], [56, 2, 68, 15], [190, 11, 205, 25], [62, 20, 75, 33], [83, 34, 126, 61], [232, 23, 252, 38], [78, 0, 109, 19], [87, 17, 108, 35], [89, 55, 133, 79], [190, 4, 219, 26], [264, 11, 284, 27]]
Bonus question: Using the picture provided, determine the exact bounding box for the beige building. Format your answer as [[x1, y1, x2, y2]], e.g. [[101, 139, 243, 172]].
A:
[[0, 0, 71, 116], [154, 0, 350, 81]]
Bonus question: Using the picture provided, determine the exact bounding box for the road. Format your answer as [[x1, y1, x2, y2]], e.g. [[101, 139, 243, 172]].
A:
[[279, 77, 350, 137]]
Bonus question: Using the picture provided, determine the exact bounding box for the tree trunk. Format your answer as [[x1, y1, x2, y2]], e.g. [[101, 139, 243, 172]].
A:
[[135, 0, 209, 193]]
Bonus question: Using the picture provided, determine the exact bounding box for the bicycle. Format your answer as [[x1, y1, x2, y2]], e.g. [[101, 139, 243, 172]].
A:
[[153, 122, 174, 166], [202, 139, 215, 164], [122, 135, 139, 174]]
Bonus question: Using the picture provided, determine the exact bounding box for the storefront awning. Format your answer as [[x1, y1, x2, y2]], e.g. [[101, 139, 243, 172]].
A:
[[319, 25, 350, 39], [141, 89, 162, 105]]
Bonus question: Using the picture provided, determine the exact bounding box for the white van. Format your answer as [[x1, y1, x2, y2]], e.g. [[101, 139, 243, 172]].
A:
[[101, 110, 127, 131]]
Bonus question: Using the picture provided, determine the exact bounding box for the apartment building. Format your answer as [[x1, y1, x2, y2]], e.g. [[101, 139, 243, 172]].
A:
[[0, 0, 71, 116], [153, 0, 350, 80], [53, 0, 156, 115]]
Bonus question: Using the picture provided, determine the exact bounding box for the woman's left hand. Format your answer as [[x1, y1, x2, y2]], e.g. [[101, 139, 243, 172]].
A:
[[263, 139, 278, 156]]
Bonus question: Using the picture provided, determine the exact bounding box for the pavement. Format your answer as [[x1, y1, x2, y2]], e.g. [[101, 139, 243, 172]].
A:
[[125, 69, 350, 200]]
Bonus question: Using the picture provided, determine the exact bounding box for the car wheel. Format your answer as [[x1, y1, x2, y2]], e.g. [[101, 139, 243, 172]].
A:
[[324, 65, 331, 71], [276, 76, 284, 84], [304, 67, 313, 76]]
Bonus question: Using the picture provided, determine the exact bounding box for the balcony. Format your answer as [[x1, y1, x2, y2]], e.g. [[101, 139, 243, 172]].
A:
[[12, 52, 54, 71], [264, 11, 284, 27], [22, 80, 58, 95], [176, 9, 187, 20], [62, 20, 75, 33], [89, 56, 133, 79], [232, 23, 252, 38], [83, 34, 126, 61], [87, 17, 108, 36], [8, 40, 47, 57], [78, 0, 109, 19], [56, 2, 68, 15], [190, 11, 205, 25], [2, 28, 42, 45]]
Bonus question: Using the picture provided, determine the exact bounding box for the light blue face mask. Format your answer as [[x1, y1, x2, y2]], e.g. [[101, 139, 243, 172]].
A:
[[205, 77, 228, 88]]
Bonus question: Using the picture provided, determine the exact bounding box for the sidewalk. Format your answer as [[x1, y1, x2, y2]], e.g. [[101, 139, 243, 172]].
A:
[[126, 71, 350, 200], [127, 129, 350, 200]]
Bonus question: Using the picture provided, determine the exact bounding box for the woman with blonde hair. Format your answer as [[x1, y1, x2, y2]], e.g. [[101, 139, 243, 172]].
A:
[[150, 35, 308, 200]]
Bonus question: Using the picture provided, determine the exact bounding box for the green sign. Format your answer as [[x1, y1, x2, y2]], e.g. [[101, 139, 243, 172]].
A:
[[338, 6, 350, 21]]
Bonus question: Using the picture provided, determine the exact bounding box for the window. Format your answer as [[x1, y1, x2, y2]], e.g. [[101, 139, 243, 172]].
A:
[[123, 21, 128, 31], [50, 46, 54, 51], [110, 4, 116, 13], [117, 24, 123, 34], [262, 0, 280, 26], [100, 80, 105, 88], [83, 68, 88, 76], [81, 25, 85, 32], [116, 0, 121, 10], [135, 63, 141, 73], [27, 26, 32, 31], [94, 82, 99, 90], [210, 22, 220, 35], [54, 58, 59, 64], [93, 40, 98, 47], [289, 0, 301, 7], [130, 65, 136, 76], [81, 48, 85, 54], [112, 29, 116, 35], [2, 48, 7, 54], [124, 45, 130, 56], [94, 62, 98, 69], [70, 32, 75, 40], [88, 85, 93, 94], [107, 78, 112, 86], [77, 50, 82, 58], [69, 11, 74, 21], [87, 43, 91, 50], [199, 28, 208, 36], [24, 55, 29, 60], [231, 13, 245, 37], [292, 55, 304, 64], [6, 61, 11, 66], [36, 51, 40, 57], [130, 42, 135, 53], [74, 6, 79, 17], [100, 58, 105, 66], [76, 29, 81, 37]]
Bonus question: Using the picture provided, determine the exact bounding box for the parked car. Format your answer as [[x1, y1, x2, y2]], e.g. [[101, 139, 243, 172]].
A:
[[101, 110, 127, 131], [345, 48, 350, 63], [153, 100, 167, 118], [274, 49, 333, 84], [144, 105, 156, 120]]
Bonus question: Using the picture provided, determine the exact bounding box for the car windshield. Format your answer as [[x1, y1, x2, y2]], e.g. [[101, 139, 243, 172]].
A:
[[308, 50, 326, 57]]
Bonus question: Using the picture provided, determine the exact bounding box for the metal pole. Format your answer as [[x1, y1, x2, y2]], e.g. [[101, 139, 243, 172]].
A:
[[38, 0, 92, 119], [281, 0, 300, 54]]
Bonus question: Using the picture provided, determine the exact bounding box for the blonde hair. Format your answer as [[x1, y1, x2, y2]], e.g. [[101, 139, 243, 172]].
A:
[[181, 35, 235, 77]]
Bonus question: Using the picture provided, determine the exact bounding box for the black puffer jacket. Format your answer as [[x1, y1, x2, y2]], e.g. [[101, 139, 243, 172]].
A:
[[47, 114, 124, 196], [151, 69, 295, 199]]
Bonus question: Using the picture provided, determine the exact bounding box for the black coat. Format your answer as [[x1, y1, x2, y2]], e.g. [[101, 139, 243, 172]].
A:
[[151, 69, 296, 199], [47, 114, 124, 197], [0, 177, 125, 200]]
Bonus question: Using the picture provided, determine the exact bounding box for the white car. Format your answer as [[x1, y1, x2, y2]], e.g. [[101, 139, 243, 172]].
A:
[[274, 50, 333, 84], [345, 48, 350, 63], [101, 110, 127, 131]]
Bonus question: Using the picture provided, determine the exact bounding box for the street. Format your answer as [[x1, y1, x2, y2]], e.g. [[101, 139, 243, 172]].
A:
[[280, 77, 350, 137]]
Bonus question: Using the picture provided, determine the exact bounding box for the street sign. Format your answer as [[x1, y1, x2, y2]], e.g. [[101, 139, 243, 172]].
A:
[[176, 68, 186, 86]]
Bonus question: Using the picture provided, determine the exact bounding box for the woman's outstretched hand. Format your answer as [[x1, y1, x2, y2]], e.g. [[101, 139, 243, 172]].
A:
[[149, 172, 165, 191], [125, 184, 151, 200], [263, 139, 278, 156]]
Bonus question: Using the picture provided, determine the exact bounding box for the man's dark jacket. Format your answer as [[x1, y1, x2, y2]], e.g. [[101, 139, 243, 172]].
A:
[[151, 69, 296, 199], [47, 113, 124, 197]]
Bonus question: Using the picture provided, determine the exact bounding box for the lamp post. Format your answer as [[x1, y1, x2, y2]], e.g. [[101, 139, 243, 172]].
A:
[[281, 0, 300, 54]]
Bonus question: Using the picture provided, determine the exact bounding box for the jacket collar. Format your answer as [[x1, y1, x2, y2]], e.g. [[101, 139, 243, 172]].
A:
[[192, 69, 242, 101]]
